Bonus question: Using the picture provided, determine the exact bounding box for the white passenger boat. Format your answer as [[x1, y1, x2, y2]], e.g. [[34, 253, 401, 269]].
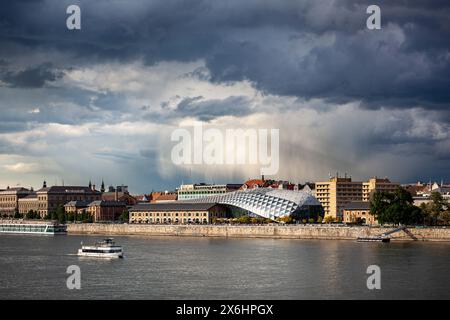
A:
[[0, 220, 67, 235], [77, 238, 123, 258]]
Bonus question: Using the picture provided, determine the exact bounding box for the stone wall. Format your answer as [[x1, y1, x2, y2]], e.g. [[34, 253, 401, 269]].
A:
[[67, 224, 450, 241]]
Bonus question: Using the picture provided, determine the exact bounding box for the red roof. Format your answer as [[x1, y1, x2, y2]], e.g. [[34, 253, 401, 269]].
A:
[[149, 192, 177, 202], [240, 179, 266, 190]]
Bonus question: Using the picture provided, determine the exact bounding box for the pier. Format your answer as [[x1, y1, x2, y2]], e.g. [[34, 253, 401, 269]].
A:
[[357, 226, 419, 242]]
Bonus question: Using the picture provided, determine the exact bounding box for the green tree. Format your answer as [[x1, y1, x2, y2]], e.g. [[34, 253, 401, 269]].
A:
[[54, 205, 66, 224], [78, 210, 93, 223], [119, 209, 129, 222], [370, 191, 391, 220], [66, 212, 75, 222], [277, 216, 293, 224], [13, 210, 22, 219], [420, 192, 448, 225], [50, 210, 57, 220], [238, 215, 251, 224], [438, 211, 450, 225], [323, 216, 335, 223], [372, 187, 423, 225], [26, 210, 37, 219], [430, 192, 447, 224]]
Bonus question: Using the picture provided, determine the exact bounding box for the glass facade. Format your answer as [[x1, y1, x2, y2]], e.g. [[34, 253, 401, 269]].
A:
[[187, 188, 323, 221]]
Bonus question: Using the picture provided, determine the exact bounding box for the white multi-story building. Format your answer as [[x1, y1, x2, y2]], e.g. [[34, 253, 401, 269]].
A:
[[177, 183, 241, 201]]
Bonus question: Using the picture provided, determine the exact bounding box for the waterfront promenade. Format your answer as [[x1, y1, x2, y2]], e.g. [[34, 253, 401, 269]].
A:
[[67, 223, 450, 241]]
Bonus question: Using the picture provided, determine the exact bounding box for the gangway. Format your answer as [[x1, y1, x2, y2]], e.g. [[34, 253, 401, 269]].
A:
[[380, 226, 406, 237], [357, 226, 417, 242]]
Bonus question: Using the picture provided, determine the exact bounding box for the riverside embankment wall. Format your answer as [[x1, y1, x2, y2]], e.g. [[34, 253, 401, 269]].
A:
[[67, 224, 450, 241]]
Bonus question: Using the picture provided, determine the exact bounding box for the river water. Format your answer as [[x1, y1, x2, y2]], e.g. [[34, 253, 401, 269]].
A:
[[0, 234, 449, 299]]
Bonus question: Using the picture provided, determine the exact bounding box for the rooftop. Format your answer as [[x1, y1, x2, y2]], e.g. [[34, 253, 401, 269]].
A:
[[344, 201, 370, 210], [37, 186, 101, 194], [64, 200, 91, 207], [0, 187, 32, 194], [20, 193, 38, 200], [89, 200, 126, 207]]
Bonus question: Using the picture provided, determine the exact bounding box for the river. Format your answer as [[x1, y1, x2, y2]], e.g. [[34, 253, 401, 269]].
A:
[[0, 234, 449, 299]]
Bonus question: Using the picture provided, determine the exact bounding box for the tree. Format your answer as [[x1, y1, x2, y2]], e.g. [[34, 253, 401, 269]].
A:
[[420, 192, 448, 225], [371, 187, 423, 225], [79, 210, 93, 223], [427, 192, 444, 223], [238, 215, 251, 224], [370, 191, 390, 220], [52, 205, 66, 224], [13, 210, 22, 219], [50, 210, 58, 220], [323, 216, 335, 223], [438, 211, 450, 225], [119, 210, 129, 222], [66, 212, 75, 222], [26, 210, 38, 219], [277, 216, 293, 224]]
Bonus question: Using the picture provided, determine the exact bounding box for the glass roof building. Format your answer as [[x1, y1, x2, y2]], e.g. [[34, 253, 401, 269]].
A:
[[184, 188, 323, 221]]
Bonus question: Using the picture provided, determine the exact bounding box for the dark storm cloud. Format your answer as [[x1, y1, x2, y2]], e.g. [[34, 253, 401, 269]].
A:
[[146, 95, 254, 122], [1, 63, 64, 88], [173, 96, 253, 121], [1, 0, 450, 109]]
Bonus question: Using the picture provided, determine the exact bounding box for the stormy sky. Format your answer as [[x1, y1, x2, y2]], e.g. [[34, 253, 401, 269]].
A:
[[0, 0, 449, 193]]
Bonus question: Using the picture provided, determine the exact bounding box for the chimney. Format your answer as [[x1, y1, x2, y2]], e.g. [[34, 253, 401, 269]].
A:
[[92, 184, 96, 191], [115, 189, 118, 201]]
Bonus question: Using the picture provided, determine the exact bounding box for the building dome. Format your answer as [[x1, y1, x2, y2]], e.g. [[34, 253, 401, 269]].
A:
[[187, 188, 323, 221]]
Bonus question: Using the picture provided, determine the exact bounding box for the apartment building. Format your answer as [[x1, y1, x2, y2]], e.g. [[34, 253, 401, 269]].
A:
[[177, 183, 242, 201], [315, 175, 399, 219], [315, 176, 363, 220], [362, 177, 399, 202]]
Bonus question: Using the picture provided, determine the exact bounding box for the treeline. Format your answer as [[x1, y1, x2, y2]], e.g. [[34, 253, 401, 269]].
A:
[[370, 188, 450, 225]]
